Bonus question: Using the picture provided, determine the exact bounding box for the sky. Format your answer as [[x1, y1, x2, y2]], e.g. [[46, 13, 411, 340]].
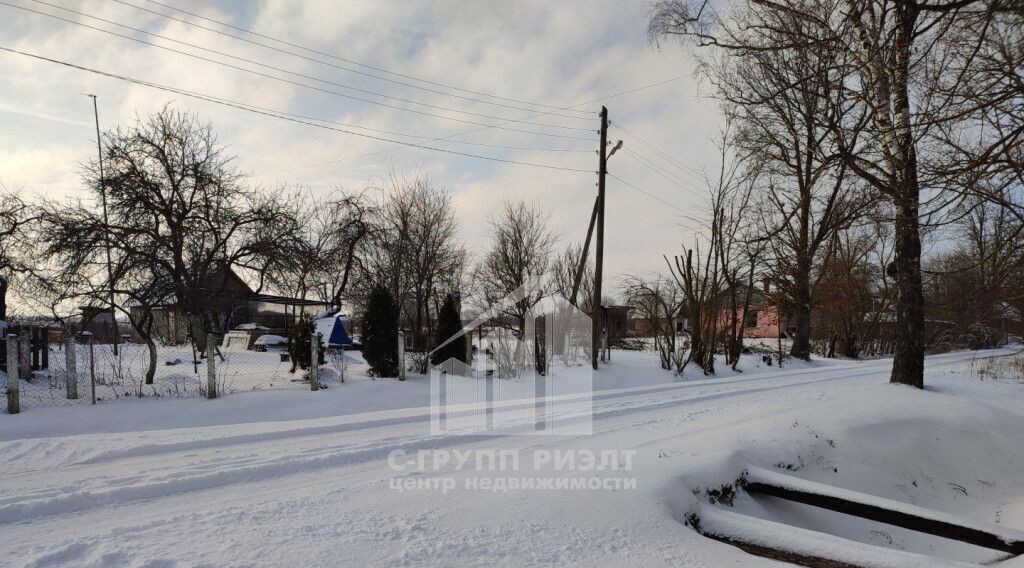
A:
[[0, 0, 722, 294]]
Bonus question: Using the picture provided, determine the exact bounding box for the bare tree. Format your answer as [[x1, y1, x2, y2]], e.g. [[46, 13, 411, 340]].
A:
[[473, 200, 557, 337], [55, 106, 296, 354], [924, 197, 1024, 343], [648, 0, 1012, 387], [623, 273, 685, 371], [551, 243, 594, 314], [666, 239, 721, 375], [38, 199, 174, 383], [0, 184, 38, 321], [814, 213, 894, 358], [358, 174, 464, 352], [705, 118, 763, 369], [269, 189, 373, 312]]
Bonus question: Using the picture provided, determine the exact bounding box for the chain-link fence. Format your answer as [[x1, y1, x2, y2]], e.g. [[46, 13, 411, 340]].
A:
[[2, 331, 406, 414]]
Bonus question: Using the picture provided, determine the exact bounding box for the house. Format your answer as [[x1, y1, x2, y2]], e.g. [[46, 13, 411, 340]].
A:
[[128, 268, 331, 345], [629, 314, 689, 337], [602, 305, 631, 342], [80, 306, 123, 344], [315, 315, 355, 349], [715, 282, 796, 340]]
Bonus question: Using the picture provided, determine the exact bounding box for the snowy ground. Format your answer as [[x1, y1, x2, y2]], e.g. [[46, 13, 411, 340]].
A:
[[1, 347, 1022, 567]]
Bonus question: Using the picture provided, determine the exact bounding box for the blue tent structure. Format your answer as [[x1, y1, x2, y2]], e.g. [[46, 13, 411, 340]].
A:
[[315, 316, 353, 348]]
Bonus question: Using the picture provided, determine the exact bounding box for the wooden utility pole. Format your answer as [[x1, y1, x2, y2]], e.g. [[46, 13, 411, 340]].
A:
[[85, 94, 118, 356], [592, 107, 609, 370], [569, 196, 599, 307]]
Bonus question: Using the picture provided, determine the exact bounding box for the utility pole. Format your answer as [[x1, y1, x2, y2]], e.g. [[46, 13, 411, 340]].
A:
[[592, 107, 608, 370], [85, 94, 118, 356]]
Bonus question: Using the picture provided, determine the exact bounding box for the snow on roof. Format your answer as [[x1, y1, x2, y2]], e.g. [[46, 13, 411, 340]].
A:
[[234, 323, 271, 331], [253, 334, 287, 346]]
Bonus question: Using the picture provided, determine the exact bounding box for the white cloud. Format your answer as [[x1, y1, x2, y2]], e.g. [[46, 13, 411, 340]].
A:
[[0, 0, 721, 293]]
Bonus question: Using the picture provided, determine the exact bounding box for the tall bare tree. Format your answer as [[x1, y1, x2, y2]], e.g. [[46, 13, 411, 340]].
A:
[[551, 243, 594, 314], [0, 184, 34, 321], [649, 0, 1013, 387], [623, 273, 685, 371], [47, 106, 296, 354], [358, 174, 464, 350], [269, 189, 373, 312], [473, 200, 557, 337]]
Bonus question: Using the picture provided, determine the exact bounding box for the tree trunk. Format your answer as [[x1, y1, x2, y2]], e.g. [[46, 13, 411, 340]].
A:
[[789, 259, 813, 361], [890, 185, 925, 388], [188, 314, 207, 356], [137, 318, 158, 385], [0, 276, 7, 320], [145, 335, 157, 385]]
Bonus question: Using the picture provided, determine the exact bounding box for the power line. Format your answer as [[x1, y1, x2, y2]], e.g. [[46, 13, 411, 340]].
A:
[[621, 147, 710, 203], [0, 46, 594, 174], [253, 78, 688, 178], [26, 0, 593, 129], [606, 172, 710, 234], [610, 119, 705, 178], [4, 1, 594, 140], [117, 0, 596, 119]]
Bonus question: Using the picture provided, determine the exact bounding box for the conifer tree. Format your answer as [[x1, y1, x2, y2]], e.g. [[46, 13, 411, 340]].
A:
[[431, 293, 466, 367], [361, 285, 399, 378]]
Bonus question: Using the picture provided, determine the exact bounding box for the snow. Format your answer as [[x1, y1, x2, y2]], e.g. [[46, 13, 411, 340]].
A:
[[253, 334, 287, 346], [0, 346, 1022, 566], [743, 465, 1024, 547], [696, 506, 980, 568]]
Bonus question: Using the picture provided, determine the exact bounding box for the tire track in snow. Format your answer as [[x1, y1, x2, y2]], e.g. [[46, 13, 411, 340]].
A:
[[0, 349, 1007, 526]]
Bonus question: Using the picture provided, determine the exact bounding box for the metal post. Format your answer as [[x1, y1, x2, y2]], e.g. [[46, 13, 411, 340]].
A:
[[6, 334, 19, 414], [310, 332, 320, 391], [85, 93, 118, 356], [89, 337, 96, 404], [398, 330, 406, 381], [206, 333, 217, 399], [65, 334, 78, 400]]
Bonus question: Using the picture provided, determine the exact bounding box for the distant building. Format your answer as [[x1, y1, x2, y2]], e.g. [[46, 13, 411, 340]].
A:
[[127, 268, 330, 345], [602, 305, 631, 342], [715, 281, 797, 340], [80, 306, 122, 344]]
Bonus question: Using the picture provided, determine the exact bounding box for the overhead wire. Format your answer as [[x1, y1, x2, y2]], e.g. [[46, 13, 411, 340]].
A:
[[4, 1, 595, 139], [254, 79, 692, 178], [0, 46, 594, 173], [610, 119, 705, 179], [116, 0, 596, 119], [606, 172, 709, 232]]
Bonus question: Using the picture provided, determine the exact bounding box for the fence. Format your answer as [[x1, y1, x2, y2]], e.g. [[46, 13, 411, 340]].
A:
[[2, 331, 407, 414]]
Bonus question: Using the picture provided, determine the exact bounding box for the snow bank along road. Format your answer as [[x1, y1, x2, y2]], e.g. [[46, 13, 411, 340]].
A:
[[1, 348, 1022, 567]]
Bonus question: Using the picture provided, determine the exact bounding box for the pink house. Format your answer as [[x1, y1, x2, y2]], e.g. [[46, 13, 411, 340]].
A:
[[716, 283, 794, 339]]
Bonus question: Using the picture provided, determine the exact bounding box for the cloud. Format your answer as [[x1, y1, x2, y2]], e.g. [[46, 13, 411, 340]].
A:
[[0, 0, 720, 293]]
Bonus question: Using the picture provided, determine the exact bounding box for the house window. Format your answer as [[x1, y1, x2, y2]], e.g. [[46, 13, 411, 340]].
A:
[[745, 311, 759, 328], [675, 321, 684, 333]]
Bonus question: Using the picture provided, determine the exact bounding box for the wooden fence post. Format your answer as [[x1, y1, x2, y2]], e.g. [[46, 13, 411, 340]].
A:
[[310, 332, 320, 391], [206, 333, 217, 399], [65, 334, 78, 400], [18, 333, 30, 380], [398, 331, 406, 381], [6, 334, 19, 414]]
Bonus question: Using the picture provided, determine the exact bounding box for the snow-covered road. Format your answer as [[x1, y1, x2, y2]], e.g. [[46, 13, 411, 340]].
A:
[[2, 348, 1023, 567]]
